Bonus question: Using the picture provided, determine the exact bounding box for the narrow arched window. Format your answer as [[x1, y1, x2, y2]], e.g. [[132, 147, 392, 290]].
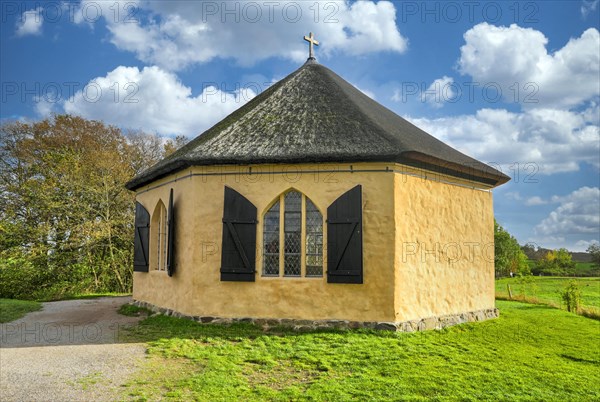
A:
[[263, 200, 280, 276], [151, 201, 168, 271], [284, 191, 302, 276], [305, 198, 323, 277], [262, 190, 323, 277]]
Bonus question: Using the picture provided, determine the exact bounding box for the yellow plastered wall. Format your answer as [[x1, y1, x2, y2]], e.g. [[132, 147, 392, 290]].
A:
[[133, 163, 397, 322], [393, 170, 495, 322]]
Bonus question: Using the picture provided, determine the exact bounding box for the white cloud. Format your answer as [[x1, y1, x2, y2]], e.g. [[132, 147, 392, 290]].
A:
[[526, 236, 567, 251], [575, 239, 599, 250], [34, 96, 57, 116], [535, 187, 600, 236], [581, 0, 599, 17], [408, 104, 600, 174], [504, 192, 550, 206], [458, 23, 600, 108], [505, 191, 522, 201], [75, 0, 407, 70], [421, 76, 455, 108], [16, 7, 43, 37], [525, 196, 547, 206], [38, 66, 256, 136]]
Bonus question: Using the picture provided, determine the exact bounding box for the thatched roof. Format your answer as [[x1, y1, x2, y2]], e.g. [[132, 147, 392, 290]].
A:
[[126, 59, 509, 190]]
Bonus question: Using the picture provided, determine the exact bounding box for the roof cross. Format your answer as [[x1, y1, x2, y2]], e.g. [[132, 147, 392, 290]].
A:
[[303, 32, 319, 59]]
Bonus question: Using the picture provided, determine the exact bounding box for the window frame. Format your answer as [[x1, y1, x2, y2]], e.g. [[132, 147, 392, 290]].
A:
[[261, 190, 324, 278], [283, 191, 302, 277], [262, 199, 280, 277], [304, 198, 324, 277], [150, 200, 168, 272]]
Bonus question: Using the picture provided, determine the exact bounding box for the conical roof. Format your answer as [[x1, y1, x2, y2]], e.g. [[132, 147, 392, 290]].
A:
[[126, 59, 509, 190]]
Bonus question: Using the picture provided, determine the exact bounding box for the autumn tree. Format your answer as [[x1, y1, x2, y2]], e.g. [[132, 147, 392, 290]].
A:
[[0, 115, 172, 299], [163, 135, 189, 157], [534, 248, 576, 276]]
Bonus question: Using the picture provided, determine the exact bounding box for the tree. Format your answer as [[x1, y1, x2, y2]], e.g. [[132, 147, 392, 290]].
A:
[[163, 135, 189, 157], [0, 115, 170, 299], [587, 243, 600, 268], [126, 130, 165, 175], [535, 248, 576, 276], [494, 220, 530, 278]]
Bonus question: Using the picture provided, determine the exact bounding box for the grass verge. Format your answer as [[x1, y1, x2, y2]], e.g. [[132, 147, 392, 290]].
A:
[[118, 303, 151, 317], [38, 292, 131, 302], [121, 300, 600, 401], [0, 298, 42, 323]]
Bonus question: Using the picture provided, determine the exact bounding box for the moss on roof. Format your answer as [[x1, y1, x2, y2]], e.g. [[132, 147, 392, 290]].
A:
[[126, 59, 509, 190]]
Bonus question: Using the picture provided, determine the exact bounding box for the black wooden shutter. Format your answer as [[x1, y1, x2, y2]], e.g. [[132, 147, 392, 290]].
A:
[[166, 188, 175, 277], [220, 187, 257, 281], [133, 202, 150, 272], [327, 185, 363, 284]]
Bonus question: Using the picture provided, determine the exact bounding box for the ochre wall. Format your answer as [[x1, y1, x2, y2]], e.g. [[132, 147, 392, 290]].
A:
[[393, 169, 495, 322], [133, 162, 496, 323], [133, 163, 397, 322]]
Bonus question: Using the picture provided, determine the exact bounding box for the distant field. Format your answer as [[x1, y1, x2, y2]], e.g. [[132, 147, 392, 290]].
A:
[[496, 277, 600, 314], [575, 262, 600, 276]]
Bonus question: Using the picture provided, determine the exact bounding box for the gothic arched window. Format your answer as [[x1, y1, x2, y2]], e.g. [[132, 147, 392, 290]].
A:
[[150, 200, 168, 271], [262, 190, 323, 277]]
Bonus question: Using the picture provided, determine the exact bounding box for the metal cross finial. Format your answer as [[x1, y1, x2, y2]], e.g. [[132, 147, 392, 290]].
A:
[[303, 32, 319, 59]]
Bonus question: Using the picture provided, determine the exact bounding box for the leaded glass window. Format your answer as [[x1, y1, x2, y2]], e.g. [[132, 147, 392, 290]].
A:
[[284, 191, 302, 276], [305, 198, 323, 276], [262, 191, 323, 278], [262, 200, 280, 276]]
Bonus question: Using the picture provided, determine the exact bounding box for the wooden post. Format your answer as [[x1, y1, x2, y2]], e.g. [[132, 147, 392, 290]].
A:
[[507, 284, 513, 299]]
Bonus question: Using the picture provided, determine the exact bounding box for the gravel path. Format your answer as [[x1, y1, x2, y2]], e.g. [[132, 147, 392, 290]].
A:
[[0, 297, 147, 401]]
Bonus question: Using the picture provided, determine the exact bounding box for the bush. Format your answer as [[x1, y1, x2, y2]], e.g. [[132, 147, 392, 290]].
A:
[[534, 248, 576, 276], [560, 281, 582, 313], [0, 258, 53, 300], [0, 258, 98, 300]]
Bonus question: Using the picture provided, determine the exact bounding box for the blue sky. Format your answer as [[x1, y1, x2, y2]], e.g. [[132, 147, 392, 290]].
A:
[[2, 0, 599, 251]]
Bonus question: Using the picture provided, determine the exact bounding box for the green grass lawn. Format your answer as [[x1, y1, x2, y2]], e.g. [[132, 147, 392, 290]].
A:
[[121, 301, 600, 401], [496, 277, 600, 314], [0, 298, 42, 323]]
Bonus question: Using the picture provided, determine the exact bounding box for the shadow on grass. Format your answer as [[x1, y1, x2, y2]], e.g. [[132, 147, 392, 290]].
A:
[[559, 354, 599, 365]]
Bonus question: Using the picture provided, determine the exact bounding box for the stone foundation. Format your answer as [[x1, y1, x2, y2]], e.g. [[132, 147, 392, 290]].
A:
[[132, 300, 499, 332]]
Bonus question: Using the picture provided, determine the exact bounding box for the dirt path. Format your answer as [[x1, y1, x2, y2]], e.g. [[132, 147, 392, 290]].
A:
[[0, 297, 147, 401]]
